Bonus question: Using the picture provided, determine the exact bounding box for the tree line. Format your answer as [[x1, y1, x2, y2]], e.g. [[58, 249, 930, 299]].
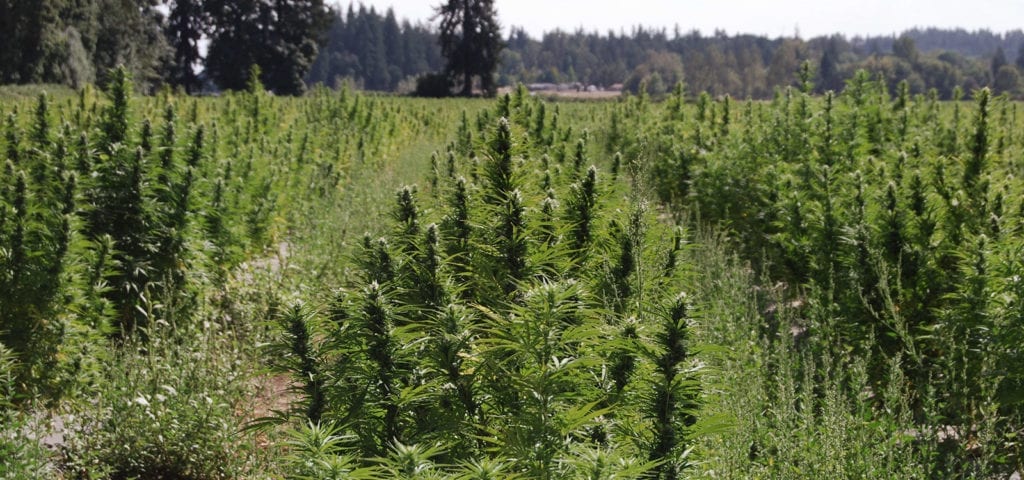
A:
[[282, 5, 1024, 100], [305, 4, 445, 91], [299, 1, 504, 97], [3, 1, 1024, 99], [497, 27, 1024, 99], [292, 12, 1024, 99]]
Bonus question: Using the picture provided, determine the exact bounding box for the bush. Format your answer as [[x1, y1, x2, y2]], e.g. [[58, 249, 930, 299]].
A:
[[61, 324, 260, 480], [413, 72, 452, 98]]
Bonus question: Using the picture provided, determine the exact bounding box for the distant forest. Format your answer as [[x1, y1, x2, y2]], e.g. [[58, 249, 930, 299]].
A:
[[2, 1, 1023, 99], [315, 5, 1024, 99]]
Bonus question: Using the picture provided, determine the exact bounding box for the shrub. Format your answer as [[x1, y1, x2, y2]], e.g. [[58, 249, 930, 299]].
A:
[[62, 324, 257, 479], [413, 73, 453, 98]]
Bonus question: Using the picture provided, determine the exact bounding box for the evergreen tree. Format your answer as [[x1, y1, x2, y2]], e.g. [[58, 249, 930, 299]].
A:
[[892, 34, 920, 63], [382, 8, 404, 86], [357, 5, 390, 90], [437, 0, 504, 96], [992, 46, 1008, 79], [817, 36, 843, 93], [205, 0, 329, 95], [165, 0, 207, 93], [305, 6, 444, 91]]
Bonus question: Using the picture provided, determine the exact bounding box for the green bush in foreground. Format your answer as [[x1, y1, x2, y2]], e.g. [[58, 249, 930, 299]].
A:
[[61, 323, 256, 480]]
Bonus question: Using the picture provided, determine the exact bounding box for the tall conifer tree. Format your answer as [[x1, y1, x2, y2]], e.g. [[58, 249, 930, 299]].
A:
[[436, 0, 504, 96]]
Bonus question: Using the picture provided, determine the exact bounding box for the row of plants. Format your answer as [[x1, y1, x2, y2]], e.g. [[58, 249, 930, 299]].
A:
[[0, 69, 469, 478], [260, 87, 710, 479], [613, 69, 1024, 476]]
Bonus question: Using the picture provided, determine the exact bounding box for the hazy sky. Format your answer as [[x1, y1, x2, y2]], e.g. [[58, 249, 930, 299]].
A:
[[340, 0, 1024, 39]]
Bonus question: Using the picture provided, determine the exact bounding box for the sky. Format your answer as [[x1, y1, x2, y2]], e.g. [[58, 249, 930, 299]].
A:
[[338, 0, 1024, 39]]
